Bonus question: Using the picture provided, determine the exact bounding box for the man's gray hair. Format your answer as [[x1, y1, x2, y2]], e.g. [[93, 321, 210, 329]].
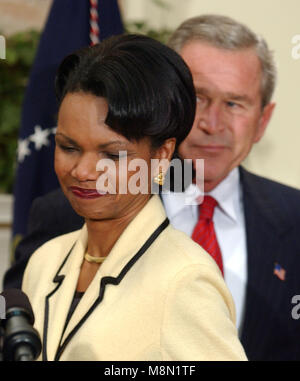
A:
[[168, 14, 276, 107]]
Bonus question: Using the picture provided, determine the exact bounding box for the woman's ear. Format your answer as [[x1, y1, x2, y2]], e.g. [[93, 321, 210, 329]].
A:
[[151, 138, 176, 187], [153, 138, 176, 161]]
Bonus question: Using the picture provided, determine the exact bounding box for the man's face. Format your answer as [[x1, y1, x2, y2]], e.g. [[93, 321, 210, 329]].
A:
[[178, 41, 275, 191]]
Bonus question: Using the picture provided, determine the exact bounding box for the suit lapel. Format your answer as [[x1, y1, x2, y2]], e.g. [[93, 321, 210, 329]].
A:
[[239, 167, 292, 354]]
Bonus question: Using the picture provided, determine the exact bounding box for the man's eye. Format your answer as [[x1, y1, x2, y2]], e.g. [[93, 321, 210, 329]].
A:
[[196, 96, 205, 103], [227, 101, 238, 108], [196, 96, 208, 109]]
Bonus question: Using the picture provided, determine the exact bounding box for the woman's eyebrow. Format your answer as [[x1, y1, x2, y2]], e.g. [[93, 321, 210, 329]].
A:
[[56, 133, 129, 149], [55, 133, 79, 146], [97, 141, 129, 149]]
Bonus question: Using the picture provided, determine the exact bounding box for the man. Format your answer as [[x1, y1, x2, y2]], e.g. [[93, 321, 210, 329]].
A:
[[4, 15, 300, 360], [164, 15, 300, 361]]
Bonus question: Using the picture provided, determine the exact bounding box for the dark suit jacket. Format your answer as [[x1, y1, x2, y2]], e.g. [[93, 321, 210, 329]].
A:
[[4, 167, 300, 360], [239, 167, 300, 360]]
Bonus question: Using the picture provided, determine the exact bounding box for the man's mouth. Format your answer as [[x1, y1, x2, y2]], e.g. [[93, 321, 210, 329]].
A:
[[197, 145, 226, 153]]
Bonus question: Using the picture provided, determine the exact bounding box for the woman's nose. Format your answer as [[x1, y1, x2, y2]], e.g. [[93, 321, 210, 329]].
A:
[[71, 153, 99, 182]]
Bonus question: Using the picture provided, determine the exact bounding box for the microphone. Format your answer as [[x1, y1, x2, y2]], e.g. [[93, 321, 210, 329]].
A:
[[0, 289, 42, 361]]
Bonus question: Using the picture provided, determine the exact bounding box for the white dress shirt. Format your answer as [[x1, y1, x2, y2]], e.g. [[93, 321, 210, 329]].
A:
[[161, 168, 247, 333]]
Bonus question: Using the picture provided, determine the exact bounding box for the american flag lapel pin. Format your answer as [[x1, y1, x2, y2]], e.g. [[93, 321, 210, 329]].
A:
[[273, 262, 286, 281]]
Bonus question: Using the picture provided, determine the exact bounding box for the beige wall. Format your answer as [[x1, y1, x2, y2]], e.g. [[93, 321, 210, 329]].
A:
[[0, 0, 52, 36], [123, 0, 300, 189]]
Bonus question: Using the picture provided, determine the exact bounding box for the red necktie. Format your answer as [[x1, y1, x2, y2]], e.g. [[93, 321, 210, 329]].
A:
[[191, 195, 224, 275]]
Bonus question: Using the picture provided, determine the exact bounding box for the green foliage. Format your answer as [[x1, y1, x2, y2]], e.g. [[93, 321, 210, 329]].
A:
[[0, 21, 172, 194], [125, 21, 172, 44], [0, 30, 40, 193]]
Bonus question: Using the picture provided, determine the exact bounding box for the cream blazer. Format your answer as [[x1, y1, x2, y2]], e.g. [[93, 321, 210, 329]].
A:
[[22, 195, 247, 361]]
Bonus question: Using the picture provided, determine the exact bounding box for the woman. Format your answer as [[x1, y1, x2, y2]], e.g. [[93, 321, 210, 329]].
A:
[[22, 34, 246, 361]]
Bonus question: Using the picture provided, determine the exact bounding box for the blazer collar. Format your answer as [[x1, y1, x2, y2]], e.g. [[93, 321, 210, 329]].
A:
[[43, 226, 87, 361], [43, 195, 168, 361]]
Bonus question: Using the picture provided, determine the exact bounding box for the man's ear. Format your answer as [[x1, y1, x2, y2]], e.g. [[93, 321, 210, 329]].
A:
[[254, 102, 276, 143]]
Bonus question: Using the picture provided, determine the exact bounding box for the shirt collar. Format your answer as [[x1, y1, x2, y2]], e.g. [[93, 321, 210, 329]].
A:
[[161, 167, 242, 223], [208, 167, 242, 223], [161, 187, 195, 220]]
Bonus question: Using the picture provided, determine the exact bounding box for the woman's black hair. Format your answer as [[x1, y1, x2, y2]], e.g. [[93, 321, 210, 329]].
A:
[[55, 34, 196, 149]]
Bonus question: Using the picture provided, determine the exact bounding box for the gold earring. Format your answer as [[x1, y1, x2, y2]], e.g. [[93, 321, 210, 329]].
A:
[[153, 170, 164, 186]]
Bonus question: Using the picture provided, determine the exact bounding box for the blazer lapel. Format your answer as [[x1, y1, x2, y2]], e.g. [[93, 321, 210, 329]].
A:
[[45, 195, 168, 361], [43, 226, 88, 361]]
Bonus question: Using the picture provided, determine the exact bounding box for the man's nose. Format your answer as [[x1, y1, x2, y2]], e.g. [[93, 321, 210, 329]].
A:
[[71, 153, 99, 182], [197, 103, 224, 134]]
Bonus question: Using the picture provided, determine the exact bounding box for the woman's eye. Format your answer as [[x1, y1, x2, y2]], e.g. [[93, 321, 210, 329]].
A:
[[58, 144, 77, 152], [104, 151, 128, 160], [105, 153, 121, 160]]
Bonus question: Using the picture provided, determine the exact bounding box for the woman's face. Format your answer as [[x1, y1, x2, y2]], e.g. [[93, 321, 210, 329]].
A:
[[55, 92, 174, 221]]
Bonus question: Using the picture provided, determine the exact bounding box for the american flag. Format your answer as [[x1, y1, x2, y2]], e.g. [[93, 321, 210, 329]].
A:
[[12, 0, 123, 244], [273, 263, 286, 281]]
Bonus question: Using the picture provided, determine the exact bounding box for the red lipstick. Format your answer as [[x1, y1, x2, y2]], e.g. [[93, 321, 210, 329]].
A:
[[70, 186, 106, 199]]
